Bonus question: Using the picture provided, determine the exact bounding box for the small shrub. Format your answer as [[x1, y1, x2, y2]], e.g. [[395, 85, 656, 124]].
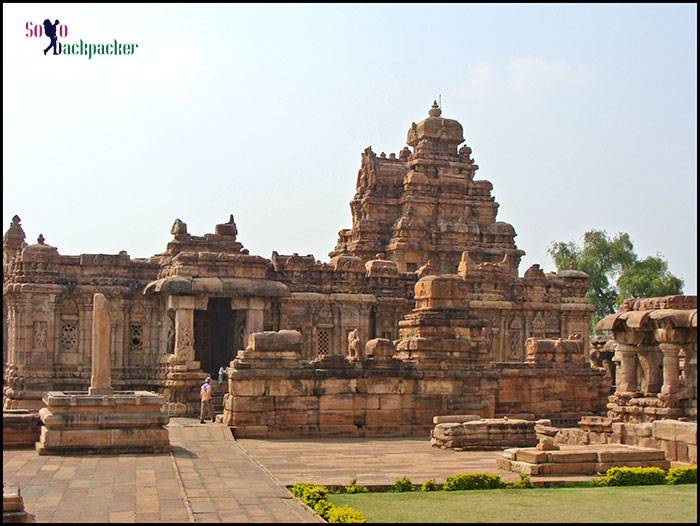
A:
[[443, 473, 506, 491], [393, 476, 414, 492], [300, 485, 329, 507], [346, 484, 369, 494], [327, 505, 367, 523], [313, 500, 333, 519], [420, 479, 439, 492], [507, 473, 533, 489], [291, 482, 316, 498], [667, 466, 697, 485], [596, 467, 667, 487]]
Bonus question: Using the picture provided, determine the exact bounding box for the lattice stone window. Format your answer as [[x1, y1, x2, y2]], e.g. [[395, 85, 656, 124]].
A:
[[129, 324, 144, 353], [406, 262, 418, 272], [317, 329, 330, 357], [60, 324, 77, 353], [382, 331, 392, 340]]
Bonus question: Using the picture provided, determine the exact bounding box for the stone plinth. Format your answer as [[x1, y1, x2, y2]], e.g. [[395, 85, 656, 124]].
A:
[[3, 483, 31, 523], [36, 390, 170, 455], [498, 444, 670, 475], [2, 410, 41, 448], [559, 418, 697, 464], [431, 418, 538, 450]]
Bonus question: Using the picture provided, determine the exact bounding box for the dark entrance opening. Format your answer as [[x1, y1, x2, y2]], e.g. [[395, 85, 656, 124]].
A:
[[194, 298, 241, 377]]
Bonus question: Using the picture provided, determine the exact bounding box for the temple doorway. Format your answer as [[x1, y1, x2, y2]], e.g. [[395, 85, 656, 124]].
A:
[[194, 298, 244, 377]]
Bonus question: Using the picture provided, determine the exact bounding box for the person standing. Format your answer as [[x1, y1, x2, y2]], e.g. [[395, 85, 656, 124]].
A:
[[218, 366, 226, 385], [199, 376, 215, 424]]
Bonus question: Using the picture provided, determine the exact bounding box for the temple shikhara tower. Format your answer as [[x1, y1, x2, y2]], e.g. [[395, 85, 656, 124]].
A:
[[3, 102, 641, 434]]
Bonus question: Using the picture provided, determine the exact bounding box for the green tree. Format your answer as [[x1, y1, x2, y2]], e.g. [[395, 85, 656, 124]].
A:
[[548, 230, 683, 331]]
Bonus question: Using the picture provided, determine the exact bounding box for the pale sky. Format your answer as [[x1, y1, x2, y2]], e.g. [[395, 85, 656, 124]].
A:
[[3, 3, 697, 293]]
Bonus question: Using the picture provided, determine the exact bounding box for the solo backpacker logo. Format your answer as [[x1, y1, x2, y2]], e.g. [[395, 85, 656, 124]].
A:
[[26, 19, 139, 59]]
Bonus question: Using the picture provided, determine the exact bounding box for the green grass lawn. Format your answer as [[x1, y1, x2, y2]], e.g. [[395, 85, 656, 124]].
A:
[[327, 484, 697, 523]]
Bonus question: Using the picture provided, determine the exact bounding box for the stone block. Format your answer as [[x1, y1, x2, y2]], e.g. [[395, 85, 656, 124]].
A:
[[502, 448, 518, 460], [233, 425, 268, 438], [634, 423, 653, 438], [539, 462, 599, 475], [267, 379, 313, 397], [516, 450, 547, 463], [319, 395, 354, 412], [378, 394, 402, 410], [546, 451, 598, 463], [588, 431, 608, 444], [637, 438, 659, 449], [273, 396, 318, 412], [660, 440, 678, 461], [318, 411, 355, 426], [651, 419, 697, 443], [319, 379, 354, 395], [421, 380, 456, 395], [597, 448, 666, 462], [229, 379, 266, 396], [274, 411, 315, 426], [366, 410, 402, 426], [249, 330, 302, 351], [231, 396, 276, 414], [676, 442, 689, 463]]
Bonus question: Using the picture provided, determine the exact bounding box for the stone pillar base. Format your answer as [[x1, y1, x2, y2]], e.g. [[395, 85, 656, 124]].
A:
[[36, 390, 171, 455]]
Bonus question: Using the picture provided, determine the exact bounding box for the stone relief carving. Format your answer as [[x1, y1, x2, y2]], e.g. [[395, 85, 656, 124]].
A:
[[347, 328, 360, 361]]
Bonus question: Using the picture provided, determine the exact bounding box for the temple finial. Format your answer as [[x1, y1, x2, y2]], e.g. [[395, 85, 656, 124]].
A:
[[429, 100, 442, 117]]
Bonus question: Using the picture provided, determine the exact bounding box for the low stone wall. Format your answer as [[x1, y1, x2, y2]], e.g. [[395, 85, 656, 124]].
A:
[[494, 363, 610, 425], [555, 417, 697, 464], [224, 367, 499, 438], [431, 417, 538, 450], [498, 443, 670, 475], [3, 410, 41, 448]]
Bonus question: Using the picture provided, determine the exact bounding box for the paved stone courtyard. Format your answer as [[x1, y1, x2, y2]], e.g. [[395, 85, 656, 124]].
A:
[[2, 419, 321, 523], [237, 437, 522, 486], [4, 418, 639, 523]]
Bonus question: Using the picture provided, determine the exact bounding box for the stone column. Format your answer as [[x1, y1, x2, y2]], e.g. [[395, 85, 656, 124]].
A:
[[615, 343, 639, 394], [89, 293, 113, 395], [681, 343, 697, 397], [169, 296, 195, 362], [637, 344, 662, 395], [244, 298, 265, 348], [659, 342, 682, 395]]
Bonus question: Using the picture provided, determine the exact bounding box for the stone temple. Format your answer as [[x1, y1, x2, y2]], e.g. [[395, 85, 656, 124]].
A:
[[4, 102, 609, 431]]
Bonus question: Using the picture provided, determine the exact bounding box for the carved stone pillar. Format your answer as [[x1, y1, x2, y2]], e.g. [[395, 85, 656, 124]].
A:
[[615, 343, 639, 394], [169, 296, 195, 362], [659, 342, 682, 396], [637, 344, 662, 395]]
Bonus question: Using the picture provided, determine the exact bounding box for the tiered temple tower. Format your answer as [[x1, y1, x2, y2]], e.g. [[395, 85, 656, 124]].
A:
[[330, 101, 524, 274]]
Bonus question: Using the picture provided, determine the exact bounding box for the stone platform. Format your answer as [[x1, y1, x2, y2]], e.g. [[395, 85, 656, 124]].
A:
[[431, 417, 539, 450], [3, 483, 31, 523], [3, 410, 41, 449], [498, 443, 670, 475], [36, 390, 171, 455]]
